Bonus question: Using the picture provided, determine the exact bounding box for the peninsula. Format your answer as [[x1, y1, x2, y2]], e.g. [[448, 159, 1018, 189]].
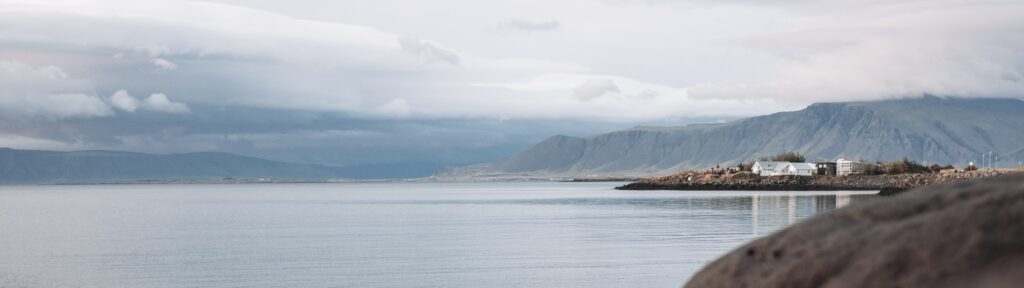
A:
[[616, 170, 1018, 195]]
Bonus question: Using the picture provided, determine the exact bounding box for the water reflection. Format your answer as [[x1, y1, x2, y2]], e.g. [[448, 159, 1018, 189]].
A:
[[749, 192, 872, 236]]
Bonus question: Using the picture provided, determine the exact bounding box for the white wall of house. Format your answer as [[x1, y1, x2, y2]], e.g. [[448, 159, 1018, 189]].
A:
[[753, 161, 814, 176], [837, 159, 854, 176], [784, 163, 815, 176], [753, 162, 780, 176]]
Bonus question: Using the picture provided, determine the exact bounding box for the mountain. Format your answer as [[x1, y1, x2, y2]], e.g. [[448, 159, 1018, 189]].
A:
[[0, 148, 413, 184], [439, 97, 1024, 178]]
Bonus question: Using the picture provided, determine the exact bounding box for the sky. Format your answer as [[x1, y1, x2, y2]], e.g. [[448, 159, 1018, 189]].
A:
[[1, 0, 1023, 173]]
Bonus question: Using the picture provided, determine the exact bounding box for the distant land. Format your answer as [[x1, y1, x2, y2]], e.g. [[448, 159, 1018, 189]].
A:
[[437, 97, 1024, 179], [4, 97, 1023, 184], [0, 148, 437, 184]]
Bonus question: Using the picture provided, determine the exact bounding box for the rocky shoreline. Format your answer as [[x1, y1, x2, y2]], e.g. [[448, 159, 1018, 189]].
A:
[[616, 170, 1017, 194]]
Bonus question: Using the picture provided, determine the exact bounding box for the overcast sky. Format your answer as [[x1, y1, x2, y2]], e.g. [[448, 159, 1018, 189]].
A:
[[1, 0, 1023, 170]]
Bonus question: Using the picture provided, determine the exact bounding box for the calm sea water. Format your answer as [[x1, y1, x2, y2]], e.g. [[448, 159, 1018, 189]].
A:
[[0, 182, 875, 288]]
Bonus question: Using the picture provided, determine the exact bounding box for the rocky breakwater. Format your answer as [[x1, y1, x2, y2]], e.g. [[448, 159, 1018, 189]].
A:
[[615, 170, 1014, 193], [683, 174, 1024, 288]]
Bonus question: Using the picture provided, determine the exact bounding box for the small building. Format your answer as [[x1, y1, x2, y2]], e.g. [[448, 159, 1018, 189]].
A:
[[752, 161, 787, 176], [816, 162, 837, 176], [784, 162, 816, 176], [837, 158, 856, 176]]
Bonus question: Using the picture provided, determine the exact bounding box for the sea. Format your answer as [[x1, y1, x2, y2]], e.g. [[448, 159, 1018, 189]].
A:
[[0, 182, 875, 287]]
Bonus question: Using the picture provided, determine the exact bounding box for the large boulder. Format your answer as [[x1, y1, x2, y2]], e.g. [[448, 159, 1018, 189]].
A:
[[685, 175, 1024, 288]]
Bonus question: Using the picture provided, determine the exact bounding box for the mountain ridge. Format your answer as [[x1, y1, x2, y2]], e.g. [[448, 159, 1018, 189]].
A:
[[438, 97, 1024, 178]]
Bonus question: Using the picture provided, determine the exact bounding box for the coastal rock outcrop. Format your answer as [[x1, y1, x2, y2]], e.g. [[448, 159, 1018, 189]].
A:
[[617, 171, 1011, 192], [684, 175, 1024, 288]]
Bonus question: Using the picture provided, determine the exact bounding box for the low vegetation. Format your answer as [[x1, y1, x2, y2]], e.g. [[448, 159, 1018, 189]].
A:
[[737, 152, 808, 171], [856, 158, 954, 175], [760, 152, 807, 163]]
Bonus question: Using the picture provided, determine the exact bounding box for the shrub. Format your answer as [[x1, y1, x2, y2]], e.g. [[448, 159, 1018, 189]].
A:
[[763, 152, 806, 162]]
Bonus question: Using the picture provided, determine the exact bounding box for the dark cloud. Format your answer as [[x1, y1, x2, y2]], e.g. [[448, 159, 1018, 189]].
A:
[[0, 104, 638, 168]]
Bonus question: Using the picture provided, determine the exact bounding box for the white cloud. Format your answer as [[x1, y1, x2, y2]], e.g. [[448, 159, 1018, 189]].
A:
[[0, 134, 79, 151], [35, 93, 114, 119], [0, 59, 189, 118], [151, 58, 177, 70], [0, 0, 790, 121], [108, 90, 138, 112], [501, 20, 560, 32], [689, 2, 1024, 102], [396, 36, 461, 66], [0, 0, 1021, 124], [0, 61, 111, 119], [142, 93, 190, 113], [573, 78, 620, 101], [108, 89, 191, 114], [375, 98, 412, 118]]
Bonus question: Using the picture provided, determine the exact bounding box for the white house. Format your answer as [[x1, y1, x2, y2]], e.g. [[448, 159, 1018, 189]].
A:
[[837, 158, 855, 176], [751, 161, 787, 176], [784, 162, 816, 176], [753, 161, 816, 176]]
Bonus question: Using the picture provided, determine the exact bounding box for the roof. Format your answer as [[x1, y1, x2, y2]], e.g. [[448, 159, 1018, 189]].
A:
[[789, 163, 816, 170], [754, 161, 787, 170]]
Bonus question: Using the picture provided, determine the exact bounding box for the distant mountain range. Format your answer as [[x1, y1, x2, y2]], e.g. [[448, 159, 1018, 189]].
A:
[[0, 148, 436, 184], [438, 97, 1024, 178]]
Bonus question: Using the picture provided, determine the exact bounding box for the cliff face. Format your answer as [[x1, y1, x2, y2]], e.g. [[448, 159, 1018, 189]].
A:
[[440, 97, 1024, 178]]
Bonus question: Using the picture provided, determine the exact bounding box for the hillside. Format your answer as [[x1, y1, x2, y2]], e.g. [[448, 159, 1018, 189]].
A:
[[438, 97, 1024, 178]]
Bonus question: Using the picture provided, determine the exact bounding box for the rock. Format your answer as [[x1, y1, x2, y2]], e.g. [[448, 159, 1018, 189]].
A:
[[876, 186, 909, 196], [684, 174, 1024, 288]]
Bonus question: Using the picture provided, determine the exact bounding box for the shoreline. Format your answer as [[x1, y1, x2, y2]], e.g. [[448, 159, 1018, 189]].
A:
[[616, 170, 1018, 194]]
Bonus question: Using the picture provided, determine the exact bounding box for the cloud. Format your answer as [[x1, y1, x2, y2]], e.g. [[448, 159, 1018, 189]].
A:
[[688, 2, 1024, 102], [36, 93, 115, 119], [0, 134, 79, 151], [108, 90, 189, 113], [0, 0, 797, 122], [108, 90, 138, 112], [142, 93, 190, 113], [375, 98, 412, 118], [396, 36, 461, 65], [501, 20, 560, 32], [0, 61, 112, 119], [573, 78, 620, 101], [151, 58, 177, 70], [1, 0, 1023, 169], [635, 89, 660, 100]]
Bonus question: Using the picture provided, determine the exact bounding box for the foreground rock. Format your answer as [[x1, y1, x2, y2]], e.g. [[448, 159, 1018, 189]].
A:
[[684, 174, 1024, 288]]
